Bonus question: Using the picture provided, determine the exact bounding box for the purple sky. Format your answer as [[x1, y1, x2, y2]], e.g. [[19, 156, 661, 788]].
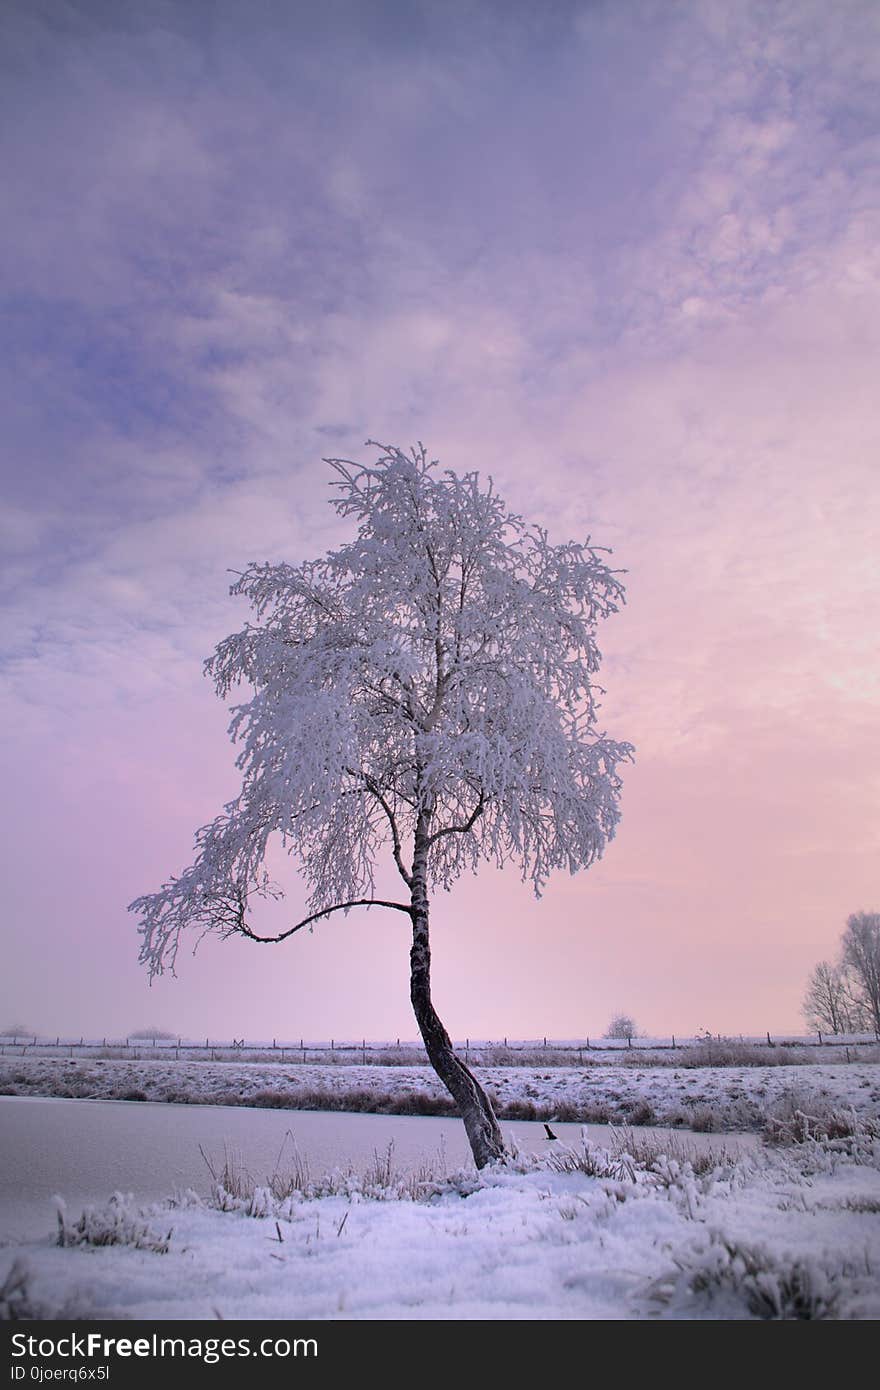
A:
[[2, 0, 878, 1041]]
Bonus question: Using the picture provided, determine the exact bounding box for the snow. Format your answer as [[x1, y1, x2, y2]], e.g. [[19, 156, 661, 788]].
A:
[[3, 1056, 877, 1318], [3, 1055, 879, 1131], [3, 1127, 879, 1321]]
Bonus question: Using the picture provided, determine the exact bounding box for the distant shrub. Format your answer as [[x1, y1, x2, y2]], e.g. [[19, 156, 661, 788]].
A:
[[679, 1037, 803, 1068], [248, 1089, 294, 1109], [501, 1098, 538, 1121], [604, 1014, 638, 1040], [387, 1091, 457, 1117], [688, 1105, 720, 1132], [623, 1100, 656, 1127]]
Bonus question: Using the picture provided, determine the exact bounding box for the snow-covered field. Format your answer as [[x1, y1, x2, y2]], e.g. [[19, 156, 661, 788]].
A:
[[3, 1123, 879, 1321], [3, 1058, 878, 1319], [3, 1055, 880, 1131]]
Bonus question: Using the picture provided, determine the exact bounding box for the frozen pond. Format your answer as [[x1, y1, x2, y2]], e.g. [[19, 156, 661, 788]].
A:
[[0, 1096, 759, 1240]]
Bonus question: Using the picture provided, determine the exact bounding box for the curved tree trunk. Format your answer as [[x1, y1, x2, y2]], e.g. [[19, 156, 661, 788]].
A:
[[409, 825, 505, 1169]]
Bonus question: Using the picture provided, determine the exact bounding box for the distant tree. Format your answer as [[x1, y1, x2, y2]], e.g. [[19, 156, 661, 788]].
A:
[[130, 442, 632, 1168], [841, 911, 880, 1035], [801, 961, 857, 1035], [0, 1022, 33, 1038], [129, 1026, 177, 1040], [604, 1013, 637, 1040]]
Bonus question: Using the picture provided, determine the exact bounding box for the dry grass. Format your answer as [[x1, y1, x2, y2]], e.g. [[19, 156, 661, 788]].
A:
[[538, 1126, 738, 1180], [763, 1095, 880, 1146], [663, 1235, 844, 1319], [199, 1133, 452, 1210], [55, 1195, 172, 1253]]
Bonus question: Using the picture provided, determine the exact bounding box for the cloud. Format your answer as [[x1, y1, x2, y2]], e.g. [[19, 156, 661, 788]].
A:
[[1, 0, 878, 1035]]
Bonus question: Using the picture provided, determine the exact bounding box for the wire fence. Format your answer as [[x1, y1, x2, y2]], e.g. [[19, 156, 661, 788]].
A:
[[1, 1032, 877, 1064]]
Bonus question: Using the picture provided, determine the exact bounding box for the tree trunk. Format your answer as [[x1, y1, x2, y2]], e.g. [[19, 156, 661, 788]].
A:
[[409, 824, 505, 1169]]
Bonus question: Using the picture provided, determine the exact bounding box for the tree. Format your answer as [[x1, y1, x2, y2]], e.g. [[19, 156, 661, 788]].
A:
[[801, 961, 856, 1035], [604, 1013, 637, 1040], [129, 442, 633, 1168], [841, 911, 880, 1035]]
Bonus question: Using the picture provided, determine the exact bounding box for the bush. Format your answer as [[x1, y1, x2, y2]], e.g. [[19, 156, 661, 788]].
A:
[[55, 1195, 171, 1253], [763, 1094, 880, 1147], [604, 1014, 638, 1040], [666, 1235, 841, 1319]]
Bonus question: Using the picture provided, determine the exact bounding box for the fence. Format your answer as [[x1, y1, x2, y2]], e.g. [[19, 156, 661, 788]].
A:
[[1, 1032, 877, 1064]]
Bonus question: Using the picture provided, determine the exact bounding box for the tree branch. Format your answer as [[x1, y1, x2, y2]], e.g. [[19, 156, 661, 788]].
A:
[[363, 775, 413, 886], [426, 793, 486, 846], [233, 895, 412, 944]]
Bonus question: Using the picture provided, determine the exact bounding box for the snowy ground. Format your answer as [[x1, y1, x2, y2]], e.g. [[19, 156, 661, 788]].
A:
[[3, 1058, 878, 1320], [3, 1055, 880, 1131], [3, 1124, 879, 1321]]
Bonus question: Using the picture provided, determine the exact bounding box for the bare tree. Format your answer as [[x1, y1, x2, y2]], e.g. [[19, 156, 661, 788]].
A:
[[841, 911, 880, 1035], [129, 443, 632, 1168], [604, 1013, 637, 1040], [801, 961, 857, 1035]]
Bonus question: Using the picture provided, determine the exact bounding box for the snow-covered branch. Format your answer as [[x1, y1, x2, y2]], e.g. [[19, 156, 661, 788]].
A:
[[234, 895, 412, 944]]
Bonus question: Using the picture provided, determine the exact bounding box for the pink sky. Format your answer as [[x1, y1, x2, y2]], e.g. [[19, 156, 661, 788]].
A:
[[1, 1, 878, 1040]]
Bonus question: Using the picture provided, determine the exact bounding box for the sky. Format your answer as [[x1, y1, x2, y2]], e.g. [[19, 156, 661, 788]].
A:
[[1, 0, 878, 1042]]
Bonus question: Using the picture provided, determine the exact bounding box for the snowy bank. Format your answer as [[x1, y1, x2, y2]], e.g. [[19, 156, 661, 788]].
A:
[[2, 1055, 879, 1132], [3, 1125, 879, 1321]]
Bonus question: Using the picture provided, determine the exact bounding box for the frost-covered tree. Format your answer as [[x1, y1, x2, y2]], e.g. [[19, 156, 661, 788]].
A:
[[130, 443, 633, 1167], [841, 911, 880, 1035], [801, 961, 858, 1035], [603, 1013, 637, 1040]]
